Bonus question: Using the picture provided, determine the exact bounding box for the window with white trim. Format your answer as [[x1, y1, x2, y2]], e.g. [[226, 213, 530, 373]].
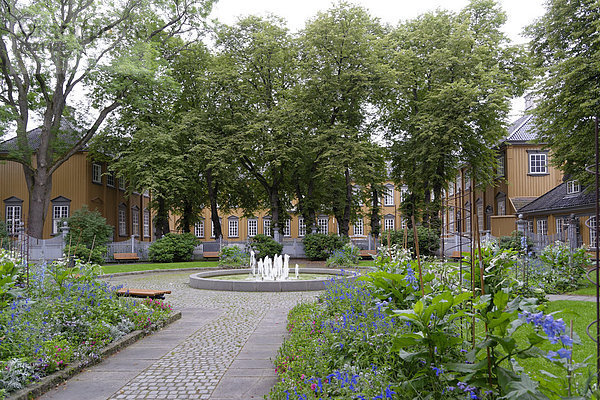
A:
[[283, 219, 291, 237], [567, 180, 580, 194], [5, 205, 21, 235], [448, 183, 454, 196], [527, 220, 534, 233], [92, 163, 102, 184], [228, 218, 239, 238], [52, 205, 69, 235], [353, 186, 363, 206], [401, 217, 407, 230], [118, 178, 126, 191], [400, 186, 409, 202], [353, 219, 364, 236], [107, 172, 115, 187], [317, 217, 328, 234], [211, 218, 222, 238], [131, 208, 139, 237], [248, 219, 257, 237], [497, 154, 505, 178], [118, 208, 127, 236], [384, 185, 394, 206], [497, 199, 506, 216], [298, 217, 306, 237], [556, 217, 565, 235], [143, 209, 150, 237], [537, 219, 548, 235], [465, 202, 471, 233], [529, 153, 548, 174], [477, 202, 484, 231], [384, 216, 395, 231], [263, 218, 271, 237], [449, 208, 455, 232], [194, 220, 204, 238], [589, 216, 597, 248]]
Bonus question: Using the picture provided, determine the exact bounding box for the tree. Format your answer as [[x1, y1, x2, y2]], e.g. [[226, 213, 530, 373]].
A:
[[379, 0, 529, 226], [527, 0, 600, 185], [0, 0, 215, 238]]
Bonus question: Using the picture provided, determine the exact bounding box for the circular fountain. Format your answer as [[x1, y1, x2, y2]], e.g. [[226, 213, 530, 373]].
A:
[[189, 251, 357, 292]]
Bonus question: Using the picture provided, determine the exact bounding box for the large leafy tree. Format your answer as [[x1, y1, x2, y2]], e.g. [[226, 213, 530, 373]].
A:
[[527, 0, 600, 185], [0, 0, 215, 238], [379, 0, 529, 225]]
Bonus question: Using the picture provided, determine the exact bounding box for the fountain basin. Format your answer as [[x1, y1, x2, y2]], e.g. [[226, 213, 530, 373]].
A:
[[189, 268, 356, 292]]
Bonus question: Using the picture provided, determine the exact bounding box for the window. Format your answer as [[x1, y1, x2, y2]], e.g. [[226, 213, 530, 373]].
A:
[[118, 178, 126, 191], [537, 219, 548, 235], [497, 199, 506, 216], [298, 217, 306, 237], [464, 172, 471, 190], [556, 217, 565, 235], [589, 217, 597, 248], [247, 219, 258, 237], [143, 190, 150, 198], [318, 217, 328, 234], [529, 153, 548, 174], [92, 163, 102, 184], [527, 220, 534, 233], [477, 201, 484, 231], [353, 219, 364, 236], [384, 184, 394, 206], [353, 186, 363, 206], [465, 202, 471, 233], [118, 208, 127, 236], [283, 219, 291, 237], [107, 172, 115, 187], [131, 207, 139, 237], [400, 186, 409, 202], [194, 220, 204, 238], [401, 217, 407, 230], [51, 196, 71, 234], [143, 209, 150, 237], [5, 205, 21, 235], [384, 215, 395, 231], [263, 218, 271, 237], [456, 176, 462, 191], [449, 208, 455, 232], [448, 183, 454, 196], [228, 218, 239, 238], [497, 154, 505, 178], [567, 180, 580, 194], [211, 218, 222, 238]]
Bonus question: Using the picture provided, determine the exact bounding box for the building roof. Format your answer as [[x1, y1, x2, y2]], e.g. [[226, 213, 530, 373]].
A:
[[519, 182, 596, 215], [509, 197, 537, 212], [504, 114, 538, 143], [0, 120, 83, 153]]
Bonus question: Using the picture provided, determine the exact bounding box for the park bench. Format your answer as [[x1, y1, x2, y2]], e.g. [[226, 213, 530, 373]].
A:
[[450, 251, 470, 260], [116, 288, 171, 299], [359, 249, 377, 259], [113, 252, 140, 263], [202, 251, 220, 259]]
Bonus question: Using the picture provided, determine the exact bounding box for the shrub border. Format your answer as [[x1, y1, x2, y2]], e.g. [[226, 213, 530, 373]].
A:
[[6, 310, 182, 400]]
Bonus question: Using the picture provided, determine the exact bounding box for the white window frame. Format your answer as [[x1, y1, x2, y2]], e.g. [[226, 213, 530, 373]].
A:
[[118, 178, 126, 191], [384, 185, 394, 206], [132, 208, 139, 237], [52, 205, 69, 235], [106, 172, 115, 187], [298, 217, 306, 237], [247, 219, 258, 237], [497, 154, 505, 178], [263, 218, 271, 237], [353, 219, 364, 236], [118, 208, 127, 236], [529, 153, 548, 174], [228, 218, 239, 238], [143, 209, 150, 237], [556, 217, 565, 235], [211, 218, 222, 238], [465, 203, 471, 233], [477, 203, 484, 231], [384, 216, 395, 232], [283, 219, 291, 237], [537, 219, 548, 235], [92, 163, 102, 184], [317, 217, 328, 234], [400, 186, 409, 202], [589, 217, 597, 249], [194, 220, 204, 238], [567, 180, 580, 194], [497, 199, 506, 216], [5, 205, 21, 235]]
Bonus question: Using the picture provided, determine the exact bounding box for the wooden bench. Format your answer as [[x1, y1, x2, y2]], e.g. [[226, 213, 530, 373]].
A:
[[359, 249, 377, 258], [113, 252, 139, 263], [117, 288, 172, 299], [202, 251, 220, 259], [450, 251, 470, 260]]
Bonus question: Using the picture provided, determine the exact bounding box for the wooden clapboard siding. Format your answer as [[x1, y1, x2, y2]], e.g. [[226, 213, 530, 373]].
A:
[[506, 145, 563, 198]]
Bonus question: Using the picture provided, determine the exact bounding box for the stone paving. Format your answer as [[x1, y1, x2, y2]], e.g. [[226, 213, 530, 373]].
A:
[[39, 271, 319, 400]]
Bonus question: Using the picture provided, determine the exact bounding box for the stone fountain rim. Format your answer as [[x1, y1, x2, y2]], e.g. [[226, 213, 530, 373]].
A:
[[189, 267, 356, 292]]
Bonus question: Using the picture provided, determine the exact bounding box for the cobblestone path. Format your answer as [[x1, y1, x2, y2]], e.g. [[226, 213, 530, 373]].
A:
[[40, 271, 319, 400]]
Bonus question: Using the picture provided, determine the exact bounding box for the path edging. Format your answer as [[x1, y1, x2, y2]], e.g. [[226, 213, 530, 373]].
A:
[[6, 310, 182, 400]]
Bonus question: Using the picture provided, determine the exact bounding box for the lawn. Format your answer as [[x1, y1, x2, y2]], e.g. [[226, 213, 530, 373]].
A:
[[101, 260, 219, 274]]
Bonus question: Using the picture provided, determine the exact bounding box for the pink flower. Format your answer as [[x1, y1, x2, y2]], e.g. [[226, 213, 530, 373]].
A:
[[301, 374, 305, 380], [311, 383, 317, 391]]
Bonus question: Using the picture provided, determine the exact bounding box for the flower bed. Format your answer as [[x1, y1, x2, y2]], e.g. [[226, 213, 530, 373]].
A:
[[271, 245, 594, 400], [0, 250, 174, 398]]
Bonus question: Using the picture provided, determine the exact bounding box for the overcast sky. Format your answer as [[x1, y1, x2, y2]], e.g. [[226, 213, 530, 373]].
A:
[[208, 0, 547, 118]]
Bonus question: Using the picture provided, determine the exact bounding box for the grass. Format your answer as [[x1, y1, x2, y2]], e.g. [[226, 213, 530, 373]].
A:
[[101, 260, 219, 274]]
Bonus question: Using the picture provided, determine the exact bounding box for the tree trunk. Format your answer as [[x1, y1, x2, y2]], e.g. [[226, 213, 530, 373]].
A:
[[180, 199, 192, 233], [24, 166, 52, 238], [270, 185, 281, 241], [206, 168, 222, 239], [370, 187, 380, 238], [339, 167, 352, 236], [155, 195, 170, 238]]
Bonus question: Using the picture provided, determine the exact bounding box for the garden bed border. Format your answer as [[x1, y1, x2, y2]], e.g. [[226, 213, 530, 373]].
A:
[[6, 310, 182, 400]]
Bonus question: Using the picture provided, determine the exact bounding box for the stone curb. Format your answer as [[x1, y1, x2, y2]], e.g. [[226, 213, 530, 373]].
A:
[[6, 310, 183, 400], [98, 267, 222, 278]]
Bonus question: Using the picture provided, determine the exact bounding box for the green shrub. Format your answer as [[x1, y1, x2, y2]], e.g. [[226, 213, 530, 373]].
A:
[[65, 205, 113, 249], [302, 233, 349, 260], [0, 220, 8, 249], [537, 241, 590, 293], [63, 244, 107, 265], [499, 230, 533, 254], [148, 233, 198, 263], [218, 245, 250, 268], [326, 243, 359, 267], [249, 234, 283, 260], [380, 226, 440, 256]]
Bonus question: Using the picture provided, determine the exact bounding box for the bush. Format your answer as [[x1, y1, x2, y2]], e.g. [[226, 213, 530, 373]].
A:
[[148, 233, 198, 263], [218, 245, 250, 268], [0, 221, 8, 249], [537, 241, 590, 293], [65, 206, 113, 249], [326, 243, 359, 267], [499, 230, 534, 254], [249, 234, 283, 260], [63, 245, 107, 265], [380, 226, 440, 256], [302, 234, 349, 260]]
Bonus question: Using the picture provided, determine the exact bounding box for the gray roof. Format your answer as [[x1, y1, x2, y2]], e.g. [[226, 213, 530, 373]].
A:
[[519, 182, 597, 215], [0, 120, 83, 153], [504, 114, 538, 143]]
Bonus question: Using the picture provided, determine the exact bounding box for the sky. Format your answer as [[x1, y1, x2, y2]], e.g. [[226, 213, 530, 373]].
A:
[[208, 0, 548, 118]]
